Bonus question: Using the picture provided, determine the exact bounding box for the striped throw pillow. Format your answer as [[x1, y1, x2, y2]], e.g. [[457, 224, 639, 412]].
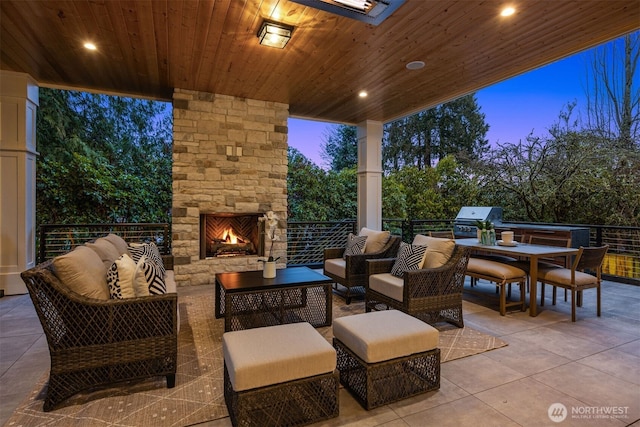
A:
[[390, 242, 428, 277]]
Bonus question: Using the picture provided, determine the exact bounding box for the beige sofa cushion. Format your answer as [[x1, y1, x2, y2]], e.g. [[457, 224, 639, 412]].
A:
[[413, 235, 455, 268], [53, 245, 109, 300], [369, 273, 404, 301], [333, 310, 439, 363], [324, 258, 346, 278], [359, 228, 390, 254], [103, 233, 129, 255], [86, 237, 121, 270], [223, 322, 336, 392]]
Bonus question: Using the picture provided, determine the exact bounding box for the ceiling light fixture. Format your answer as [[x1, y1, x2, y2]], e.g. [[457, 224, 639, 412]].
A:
[[83, 42, 97, 50], [359, 91, 368, 98], [257, 20, 294, 49], [290, 0, 406, 26], [406, 60, 425, 70], [501, 6, 515, 17], [334, 0, 373, 11]]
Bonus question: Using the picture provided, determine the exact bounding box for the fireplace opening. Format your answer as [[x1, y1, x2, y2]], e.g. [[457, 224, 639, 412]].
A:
[[200, 213, 264, 259]]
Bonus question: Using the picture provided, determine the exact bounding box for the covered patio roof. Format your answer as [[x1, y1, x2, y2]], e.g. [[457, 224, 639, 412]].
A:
[[1, 0, 638, 125]]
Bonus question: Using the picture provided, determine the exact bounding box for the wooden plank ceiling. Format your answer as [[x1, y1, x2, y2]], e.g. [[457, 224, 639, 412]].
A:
[[1, 0, 638, 125]]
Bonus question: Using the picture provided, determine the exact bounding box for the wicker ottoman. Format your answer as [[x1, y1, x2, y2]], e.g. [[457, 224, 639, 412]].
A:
[[333, 310, 440, 410], [223, 322, 339, 427]]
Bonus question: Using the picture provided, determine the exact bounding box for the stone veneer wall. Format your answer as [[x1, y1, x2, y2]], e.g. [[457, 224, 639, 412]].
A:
[[171, 89, 288, 286]]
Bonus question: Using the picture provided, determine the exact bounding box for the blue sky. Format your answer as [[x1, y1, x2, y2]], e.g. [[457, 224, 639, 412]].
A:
[[288, 37, 610, 167]]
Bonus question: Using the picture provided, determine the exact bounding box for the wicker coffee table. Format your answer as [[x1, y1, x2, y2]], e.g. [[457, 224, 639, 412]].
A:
[[215, 266, 333, 332]]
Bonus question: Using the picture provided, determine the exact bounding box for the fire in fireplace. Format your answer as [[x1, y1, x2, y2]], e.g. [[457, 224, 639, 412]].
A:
[[199, 213, 264, 259]]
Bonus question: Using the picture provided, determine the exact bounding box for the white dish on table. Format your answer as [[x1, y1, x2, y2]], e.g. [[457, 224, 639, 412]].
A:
[[497, 240, 518, 247]]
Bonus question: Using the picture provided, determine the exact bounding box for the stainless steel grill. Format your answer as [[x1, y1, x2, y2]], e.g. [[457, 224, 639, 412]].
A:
[[453, 206, 503, 238]]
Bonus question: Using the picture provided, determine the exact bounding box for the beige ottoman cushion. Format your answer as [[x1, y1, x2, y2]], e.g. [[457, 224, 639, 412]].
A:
[[333, 310, 439, 363], [223, 322, 336, 392]]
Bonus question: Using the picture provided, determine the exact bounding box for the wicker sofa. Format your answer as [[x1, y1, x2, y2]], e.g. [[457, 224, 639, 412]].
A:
[[20, 232, 178, 411]]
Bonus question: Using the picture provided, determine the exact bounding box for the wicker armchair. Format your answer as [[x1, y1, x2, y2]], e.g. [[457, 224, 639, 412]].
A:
[[21, 259, 178, 411], [365, 245, 471, 327], [323, 235, 401, 304]]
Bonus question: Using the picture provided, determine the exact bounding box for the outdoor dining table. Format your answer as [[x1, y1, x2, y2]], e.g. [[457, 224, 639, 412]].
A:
[[455, 238, 580, 316]]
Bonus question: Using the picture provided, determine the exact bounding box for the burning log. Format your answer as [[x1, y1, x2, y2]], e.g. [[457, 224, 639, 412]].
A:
[[209, 241, 256, 257]]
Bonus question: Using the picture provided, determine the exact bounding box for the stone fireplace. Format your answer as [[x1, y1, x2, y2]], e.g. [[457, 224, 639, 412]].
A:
[[171, 89, 288, 286]]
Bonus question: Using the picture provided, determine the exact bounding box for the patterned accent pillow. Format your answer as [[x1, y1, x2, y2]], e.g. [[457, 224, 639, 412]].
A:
[[107, 254, 140, 299], [138, 255, 167, 295], [129, 242, 165, 276], [343, 233, 368, 259], [390, 242, 428, 278]]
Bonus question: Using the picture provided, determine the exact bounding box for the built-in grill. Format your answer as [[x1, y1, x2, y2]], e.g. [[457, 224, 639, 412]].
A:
[[453, 206, 503, 238]]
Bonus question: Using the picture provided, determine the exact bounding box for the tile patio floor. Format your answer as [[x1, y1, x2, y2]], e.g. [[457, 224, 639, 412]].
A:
[[1, 278, 639, 427]]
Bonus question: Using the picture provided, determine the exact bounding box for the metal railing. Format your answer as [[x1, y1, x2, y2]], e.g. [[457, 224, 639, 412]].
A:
[[37, 220, 638, 285], [286, 219, 639, 285], [38, 223, 170, 263]]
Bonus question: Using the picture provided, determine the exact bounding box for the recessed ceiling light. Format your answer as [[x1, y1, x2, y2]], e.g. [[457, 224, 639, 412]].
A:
[[83, 42, 97, 50], [406, 61, 425, 70], [501, 6, 515, 17], [359, 91, 368, 98]]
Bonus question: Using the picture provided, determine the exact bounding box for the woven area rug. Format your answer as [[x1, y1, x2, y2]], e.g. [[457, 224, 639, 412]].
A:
[[6, 290, 507, 427]]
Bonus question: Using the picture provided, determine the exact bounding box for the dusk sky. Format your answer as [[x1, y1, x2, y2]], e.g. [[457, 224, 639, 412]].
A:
[[288, 35, 629, 168]]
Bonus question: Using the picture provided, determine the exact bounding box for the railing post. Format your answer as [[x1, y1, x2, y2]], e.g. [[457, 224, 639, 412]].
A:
[[38, 225, 46, 264]]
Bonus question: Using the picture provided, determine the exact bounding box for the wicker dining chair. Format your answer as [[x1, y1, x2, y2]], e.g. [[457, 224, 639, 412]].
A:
[[506, 234, 573, 294], [428, 230, 455, 239], [538, 245, 609, 322], [365, 245, 471, 327]]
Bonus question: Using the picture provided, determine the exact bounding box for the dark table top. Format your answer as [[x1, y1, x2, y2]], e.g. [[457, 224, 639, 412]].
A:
[[215, 266, 332, 292]]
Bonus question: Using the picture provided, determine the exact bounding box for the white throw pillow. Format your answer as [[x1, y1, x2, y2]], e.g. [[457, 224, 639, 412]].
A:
[[358, 228, 391, 254]]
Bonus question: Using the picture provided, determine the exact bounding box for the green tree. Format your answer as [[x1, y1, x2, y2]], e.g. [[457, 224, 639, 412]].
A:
[[320, 125, 357, 171], [585, 31, 639, 149], [287, 147, 333, 220], [477, 105, 639, 226], [383, 94, 490, 171], [36, 88, 172, 226], [385, 156, 476, 221]]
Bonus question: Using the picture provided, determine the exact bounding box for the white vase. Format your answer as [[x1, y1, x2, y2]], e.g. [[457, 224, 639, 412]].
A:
[[263, 261, 276, 279]]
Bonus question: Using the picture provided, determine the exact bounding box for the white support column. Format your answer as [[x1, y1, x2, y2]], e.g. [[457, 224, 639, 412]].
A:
[[356, 120, 383, 230], [1, 71, 39, 295]]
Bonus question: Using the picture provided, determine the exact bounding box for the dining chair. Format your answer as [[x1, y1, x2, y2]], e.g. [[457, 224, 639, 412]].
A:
[[538, 245, 609, 322], [506, 234, 572, 295], [428, 230, 455, 239]]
